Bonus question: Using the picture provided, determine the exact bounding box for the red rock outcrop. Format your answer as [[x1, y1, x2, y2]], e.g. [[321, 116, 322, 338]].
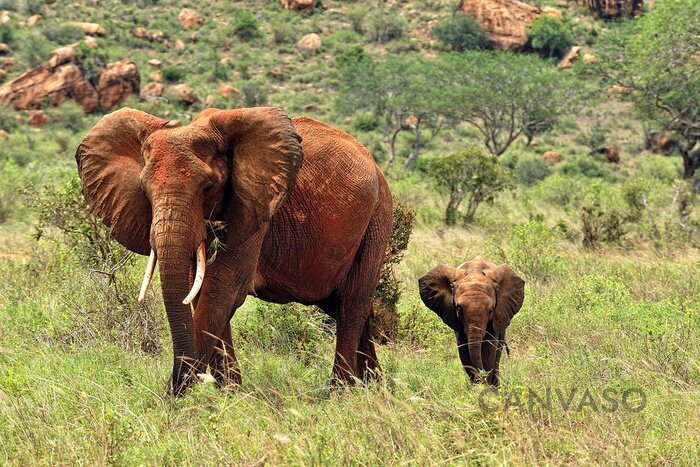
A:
[[94, 60, 139, 110], [178, 8, 202, 28], [457, 0, 563, 51], [0, 47, 139, 113], [280, 0, 318, 13]]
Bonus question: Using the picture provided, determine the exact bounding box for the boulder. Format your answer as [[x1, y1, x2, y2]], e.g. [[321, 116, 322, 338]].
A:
[[0, 56, 15, 69], [147, 59, 162, 67], [70, 22, 105, 36], [296, 33, 321, 51], [557, 46, 580, 69], [84, 36, 98, 49], [219, 83, 239, 98], [178, 8, 202, 29], [132, 27, 164, 42], [27, 14, 42, 27], [94, 60, 139, 111], [47, 46, 76, 69], [577, 0, 643, 19], [457, 0, 563, 51], [0, 43, 9, 55], [582, 53, 597, 64], [0, 11, 10, 24], [542, 151, 562, 163], [27, 110, 48, 127], [0, 51, 139, 113], [171, 84, 199, 107], [141, 81, 164, 99], [280, 0, 318, 14], [173, 39, 186, 51]]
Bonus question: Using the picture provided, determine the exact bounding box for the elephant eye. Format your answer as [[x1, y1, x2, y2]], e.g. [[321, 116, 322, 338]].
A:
[[202, 180, 214, 194]]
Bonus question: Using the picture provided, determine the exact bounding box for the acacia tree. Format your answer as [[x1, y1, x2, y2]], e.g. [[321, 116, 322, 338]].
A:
[[439, 52, 584, 156], [336, 50, 444, 169], [596, 0, 700, 178], [427, 146, 513, 225]]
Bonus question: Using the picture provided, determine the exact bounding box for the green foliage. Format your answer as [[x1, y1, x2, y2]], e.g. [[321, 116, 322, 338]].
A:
[[353, 112, 380, 132], [559, 156, 613, 180], [41, 23, 85, 45], [21, 32, 52, 67], [488, 220, 564, 282], [596, 0, 700, 178], [374, 197, 416, 342], [231, 9, 260, 41], [426, 146, 514, 224], [528, 15, 574, 58], [160, 66, 184, 83], [432, 16, 489, 51], [0, 23, 13, 44], [365, 1, 406, 44], [23, 174, 128, 268], [239, 81, 267, 107], [440, 52, 586, 155], [515, 155, 551, 186]]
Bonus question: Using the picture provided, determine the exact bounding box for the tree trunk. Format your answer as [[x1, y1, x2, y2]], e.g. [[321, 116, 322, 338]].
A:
[[681, 137, 698, 179]]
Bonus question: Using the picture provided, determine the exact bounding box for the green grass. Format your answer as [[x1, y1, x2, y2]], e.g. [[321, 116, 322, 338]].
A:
[[0, 228, 698, 464]]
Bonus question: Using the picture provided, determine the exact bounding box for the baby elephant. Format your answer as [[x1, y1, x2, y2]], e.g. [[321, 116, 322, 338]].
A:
[[419, 257, 524, 386]]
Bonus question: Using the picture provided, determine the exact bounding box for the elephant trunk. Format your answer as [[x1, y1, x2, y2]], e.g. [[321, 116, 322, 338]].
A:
[[151, 197, 206, 395], [467, 322, 486, 380]]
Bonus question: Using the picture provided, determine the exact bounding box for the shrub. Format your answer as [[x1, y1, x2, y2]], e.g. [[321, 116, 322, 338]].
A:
[[559, 156, 612, 180], [488, 220, 564, 282], [21, 32, 52, 67], [432, 16, 489, 51], [373, 198, 415, 342], [161, 66, 184, 83], [353, 112, 380, 132], [426, 146, 514, 225], [239, 81, 267, 107], [0, 23, 13, 44], [23, 174, 129, 269], [231, 9, 260, 41], [528, 15, 574, 58], [515, 156, 551, 186], [42, 24, 85, 45], [365, 3, 405, 43]]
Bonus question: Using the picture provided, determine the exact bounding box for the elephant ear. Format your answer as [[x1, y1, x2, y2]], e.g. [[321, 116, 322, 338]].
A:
[[210, 107, 303, 247], [418, 264, 463, 329], [489, 265, 525, 339], [75, 107, 168, 255]]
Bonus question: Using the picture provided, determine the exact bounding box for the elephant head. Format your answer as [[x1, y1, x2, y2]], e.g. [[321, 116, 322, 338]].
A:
[[75, 106, 303, 390], [418, 257, 524, 386]]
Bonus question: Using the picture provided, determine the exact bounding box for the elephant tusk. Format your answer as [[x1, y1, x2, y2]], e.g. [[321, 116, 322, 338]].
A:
[[138, 249, 157, 303], [182, 242, 206, 305]]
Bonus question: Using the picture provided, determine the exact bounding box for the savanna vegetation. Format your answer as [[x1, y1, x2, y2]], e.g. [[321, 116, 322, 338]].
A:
[[0, 0, 698, 464]]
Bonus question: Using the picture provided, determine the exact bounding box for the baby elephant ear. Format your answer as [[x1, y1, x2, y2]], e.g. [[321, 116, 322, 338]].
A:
[[75, 107, 168, 255], [491, 265, 525, 338], [418, 264, 463, 329]]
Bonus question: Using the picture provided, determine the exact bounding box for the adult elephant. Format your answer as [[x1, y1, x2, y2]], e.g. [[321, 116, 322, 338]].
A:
[[76, 106, 393, 395]]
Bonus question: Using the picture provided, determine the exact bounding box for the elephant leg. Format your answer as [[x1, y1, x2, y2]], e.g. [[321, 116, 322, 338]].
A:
[[193, 228, 267, 388], [357, 313, 381, 382], [209, 321, 242, 388], [332, 204, 391, 385]]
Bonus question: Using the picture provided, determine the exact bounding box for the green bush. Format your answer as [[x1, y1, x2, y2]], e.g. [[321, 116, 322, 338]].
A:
[[488, 220, 565, 282], [432, 16, 489, 51], [240, 81, 267, 107], [161, 66, 184, 83], [515, 156, 551, 186], [231, 9, 260, 41], [559, 156, 613, 180], [0, 23, 13, 44], [373, 197, 416, 342], [42, 24, 85, 45], [353, 112, 380, 132], [528, 15, 574, 58], [365, 3, 405, 43]]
